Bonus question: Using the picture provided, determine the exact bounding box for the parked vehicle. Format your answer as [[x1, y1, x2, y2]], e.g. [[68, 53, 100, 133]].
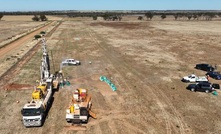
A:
[[195, 63, 215, 72], [187, 82, 216, 93], [212, 83, 220, 89], [21, 81, 53, 127], [62, 59, 81, 66], [21, 39, 59, 127], [206, 71, 221, 80], [182, 74, 208, 83]]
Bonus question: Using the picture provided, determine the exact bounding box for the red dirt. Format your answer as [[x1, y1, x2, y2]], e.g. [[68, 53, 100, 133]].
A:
[[4, 83, 33, 90]]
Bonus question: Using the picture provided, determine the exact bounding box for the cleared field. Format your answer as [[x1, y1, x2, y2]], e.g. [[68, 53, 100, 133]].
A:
[[1, 18, 221, 134]]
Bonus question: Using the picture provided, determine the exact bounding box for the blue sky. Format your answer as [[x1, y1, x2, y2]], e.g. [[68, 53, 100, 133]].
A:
[[0, 0, 221, 11]]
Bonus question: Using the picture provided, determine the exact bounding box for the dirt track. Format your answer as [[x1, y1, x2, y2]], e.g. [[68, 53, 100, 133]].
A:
[[1, 18, 221, 134], [0, 21, 53, 57]]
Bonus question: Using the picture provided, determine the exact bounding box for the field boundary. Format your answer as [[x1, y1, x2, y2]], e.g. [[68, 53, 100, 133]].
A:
[[0, 21, 52, 49]]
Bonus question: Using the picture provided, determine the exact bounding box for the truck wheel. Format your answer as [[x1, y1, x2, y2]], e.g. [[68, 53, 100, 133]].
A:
[[83, 115, 89, 123], [39, 121, 43, 127], [191, 88, 195, 92], [205, 90, 209, 93]]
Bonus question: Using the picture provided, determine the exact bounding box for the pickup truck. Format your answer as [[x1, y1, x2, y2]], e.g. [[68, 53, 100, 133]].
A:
[[182, 74, 208, 83], [62, 59, 81, 66], [187, 82, 217, 93]]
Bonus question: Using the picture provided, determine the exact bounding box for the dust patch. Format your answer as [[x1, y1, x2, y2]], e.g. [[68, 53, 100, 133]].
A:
[[4, 83, 33, 90]]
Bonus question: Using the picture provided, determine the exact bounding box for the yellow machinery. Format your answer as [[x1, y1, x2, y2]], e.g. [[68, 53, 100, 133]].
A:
[[66, 88, 96, 124], [32, 84, 47, 99], [21, 38, 60, 127]]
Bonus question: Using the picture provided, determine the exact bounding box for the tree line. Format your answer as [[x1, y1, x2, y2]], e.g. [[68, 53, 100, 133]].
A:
[[0, 11, 221, 21], [140, 12, 220, 21], [65, 11, 221, 21], [32, 14, 48, 21]]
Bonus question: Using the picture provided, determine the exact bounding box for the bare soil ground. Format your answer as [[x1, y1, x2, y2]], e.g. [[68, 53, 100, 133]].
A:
[[1, 17, 221, 134]]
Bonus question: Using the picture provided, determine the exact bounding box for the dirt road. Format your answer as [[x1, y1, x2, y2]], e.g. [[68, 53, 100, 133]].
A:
[[0, 21, 53, 58]]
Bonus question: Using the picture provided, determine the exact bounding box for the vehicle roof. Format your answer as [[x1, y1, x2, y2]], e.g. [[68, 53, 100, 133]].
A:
[[207, 71, 221, 75], [198, 82, 211, 85], [66, 59, 75, 60], [197, 63, 209, 65], [23, 101, 42, 109]]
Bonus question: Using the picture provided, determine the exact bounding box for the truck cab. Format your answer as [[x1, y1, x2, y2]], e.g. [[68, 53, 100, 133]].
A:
[[21, 102, 45, 127]]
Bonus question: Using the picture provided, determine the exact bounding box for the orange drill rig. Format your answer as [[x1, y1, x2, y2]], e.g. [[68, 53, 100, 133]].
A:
[[66, 88, 96, 124]]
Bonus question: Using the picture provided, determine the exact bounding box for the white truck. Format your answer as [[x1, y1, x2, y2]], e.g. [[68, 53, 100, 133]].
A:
[[182, 74, 208, 83], [21, 38, 59, 127], [62, 59, 81, 66], [21, 77, 55, 127]]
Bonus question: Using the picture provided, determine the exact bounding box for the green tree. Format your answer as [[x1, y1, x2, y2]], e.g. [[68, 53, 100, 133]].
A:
[[138, 16, 143, 20], [40, 14, 47, 21], [32, 15, 40, 21], [204, 13, 215, 21], [161, 14, 166, 20], [34, 34, 41, 39], [193, 14, 197, 20], [174, 14, 178, 20], [178, 14, 183, 20], [118, 16, 122, 21], [187, 14, 192, 20], [92, 15, 97, 20], [208, 13, 216, 20], [102, 13, 110, 20], [112, 16, 118, 21], [0, 14, 4, 20], [145, 12, 154, 20]]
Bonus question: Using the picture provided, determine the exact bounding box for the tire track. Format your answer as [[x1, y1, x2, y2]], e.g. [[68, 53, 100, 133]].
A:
[[87, 27, 191, 134], [86, 28, 165, 133], [85, 28, 167, 133]]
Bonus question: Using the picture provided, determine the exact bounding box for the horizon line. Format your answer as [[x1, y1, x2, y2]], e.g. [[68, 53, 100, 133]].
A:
[[1, 9, 221, 12]]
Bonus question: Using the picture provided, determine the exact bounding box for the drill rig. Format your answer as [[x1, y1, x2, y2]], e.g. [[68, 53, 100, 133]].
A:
[[21, 38, 59, 127], [66, 88, 96, 124]]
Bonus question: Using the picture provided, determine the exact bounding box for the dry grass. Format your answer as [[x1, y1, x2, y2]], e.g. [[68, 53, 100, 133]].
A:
[[1, 17, 221, 133], [1, 15, 62, 21]]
